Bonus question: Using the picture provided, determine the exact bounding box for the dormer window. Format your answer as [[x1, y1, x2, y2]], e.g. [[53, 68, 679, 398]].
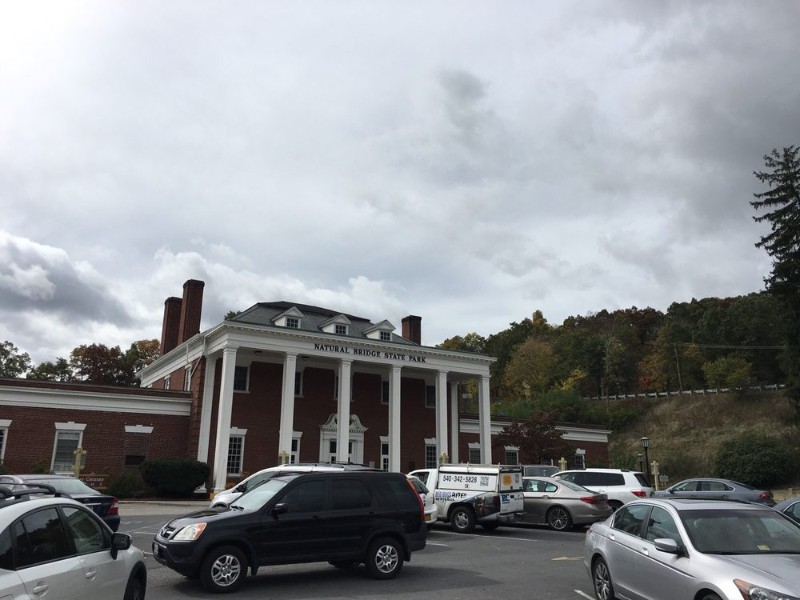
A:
[[380, 331, 391, 342], [272, 306, 304, 330], [364, 320, 396, 341], [335, 324, 348, 336], [321, 314, 351, 336]]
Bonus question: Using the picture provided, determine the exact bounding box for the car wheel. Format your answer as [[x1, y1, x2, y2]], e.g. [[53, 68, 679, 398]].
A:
[[200, 545, 247, 593], [365, 537, 403, 580], [608, 500, 623, 512], [592, 557, 616, 600], [450, 507, 476, 533], [480, 521, 499, 531], [700, 594, 722, 600], [123, 574, 144, 600], [546, 506, 572, 531]]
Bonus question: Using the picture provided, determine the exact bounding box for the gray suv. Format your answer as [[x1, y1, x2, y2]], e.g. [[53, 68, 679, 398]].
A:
[[554, 468, 654, 510]]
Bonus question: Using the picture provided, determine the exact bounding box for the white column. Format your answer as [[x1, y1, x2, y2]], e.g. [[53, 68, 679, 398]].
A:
[[449, 382, 459, 463], [479, 374, 492, 464], [389, 365, 402, 472], [196, 355, 218, 463], [212, 346, 237, 493], [278, 352, 298, 464], [336, 359, 352, 462], [436, 370, 449, 463]]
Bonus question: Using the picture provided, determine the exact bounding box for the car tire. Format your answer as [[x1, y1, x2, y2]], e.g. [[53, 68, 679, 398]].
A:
[[608, 500, 623, 512], [123, 574, 144, 600], [365, 537, 403, 580], [592, 557, 616, 600], [450, 507, 476, 533], [546, 506, 572, 531], [200, 545, 247, 593], [700, 595, 722, 600]]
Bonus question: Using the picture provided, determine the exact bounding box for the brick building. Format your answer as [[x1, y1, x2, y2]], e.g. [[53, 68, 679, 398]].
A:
[[0, 280, 609, 488]]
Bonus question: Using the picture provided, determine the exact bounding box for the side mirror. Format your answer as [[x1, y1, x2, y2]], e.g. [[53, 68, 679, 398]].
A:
[[236, 483, 247, 492], [653, 538, 681, 554], [271, 503, 288, 518], [111, 532, 132, 559]]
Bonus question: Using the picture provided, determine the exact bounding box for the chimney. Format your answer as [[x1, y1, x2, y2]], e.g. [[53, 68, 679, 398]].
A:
[[402, 315, 422, 345], [159, 297, 182, 355], [177, 279, 205, 344]]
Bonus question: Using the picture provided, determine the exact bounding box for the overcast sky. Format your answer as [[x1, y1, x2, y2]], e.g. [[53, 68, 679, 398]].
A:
[[2, 1, 799, 366]]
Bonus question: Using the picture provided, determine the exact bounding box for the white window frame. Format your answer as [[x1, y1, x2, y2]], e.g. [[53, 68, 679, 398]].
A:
[[468, 442, 481, 464], [163, 376, 170, 390], [286, 316, 300, 329], [226, 427, 247, 476], [291, 432, 302, 464], [425, 438, 437, 468], [380, 436, 389, 471], [335, 323, 348, 336], [0, 419, 10, 463], [294, 370, 304, 397], [380, 331, 391, 342], [233, 365, 249, 392], [52, 422, 86, 474], [425, 385, 436, 409], [504, 445, 519, 465]]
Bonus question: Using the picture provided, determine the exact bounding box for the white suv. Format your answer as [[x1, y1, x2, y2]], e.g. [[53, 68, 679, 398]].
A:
[[553, 468, 653, 510], [210, 462, 376, 507], [0, 483, 147, 599]]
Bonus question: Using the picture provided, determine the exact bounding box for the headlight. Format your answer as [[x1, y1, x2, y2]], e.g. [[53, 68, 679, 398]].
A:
[[172, 522, 207, 541], [735, 578, 800, 600]]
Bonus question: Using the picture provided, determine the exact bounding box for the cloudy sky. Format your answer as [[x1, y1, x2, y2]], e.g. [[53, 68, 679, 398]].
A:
[[2, 1, 799, 366]]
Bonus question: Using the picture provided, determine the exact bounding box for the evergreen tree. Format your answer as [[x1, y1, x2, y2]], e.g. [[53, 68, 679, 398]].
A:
[[751, 145, 800, 420]]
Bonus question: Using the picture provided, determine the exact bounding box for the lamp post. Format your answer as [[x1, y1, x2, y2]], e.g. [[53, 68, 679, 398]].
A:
[[636, 452, 644, 473], [640, 437, 651, 482]]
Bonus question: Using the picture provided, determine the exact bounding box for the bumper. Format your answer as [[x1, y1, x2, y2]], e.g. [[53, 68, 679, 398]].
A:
[[407, 527, 427, 553], [151, 539, 202, 576]]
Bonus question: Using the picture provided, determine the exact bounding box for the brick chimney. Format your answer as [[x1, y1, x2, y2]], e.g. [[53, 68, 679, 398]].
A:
[[159, 297, 182, 355], [177, 279, 205, 344], [402, 315, 422, 345]]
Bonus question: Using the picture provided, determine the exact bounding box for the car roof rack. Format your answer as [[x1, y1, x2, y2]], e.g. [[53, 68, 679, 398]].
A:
[[0, 483, 72, 506]]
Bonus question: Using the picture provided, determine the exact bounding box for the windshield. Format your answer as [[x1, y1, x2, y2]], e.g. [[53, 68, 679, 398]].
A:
[[681, 509, 800, 554], [28, 478, 97, 495], [231, 478, 289, 511]]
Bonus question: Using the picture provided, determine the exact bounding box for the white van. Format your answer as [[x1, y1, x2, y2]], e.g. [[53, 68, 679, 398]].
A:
[[409, 464, 524, 533]]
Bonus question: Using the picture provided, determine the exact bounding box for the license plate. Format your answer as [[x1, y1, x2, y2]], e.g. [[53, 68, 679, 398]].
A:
[[424, 514, 432, 522], [152, 542, 160, 557]]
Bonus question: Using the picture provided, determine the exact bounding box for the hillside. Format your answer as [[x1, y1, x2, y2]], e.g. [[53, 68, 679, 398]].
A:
[[607, 390, 800, 492]]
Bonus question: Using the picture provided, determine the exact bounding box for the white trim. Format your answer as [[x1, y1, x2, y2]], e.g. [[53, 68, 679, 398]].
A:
[[0, 386, 191, 416], [125, 425, 154, 434], [230, 427, 248, 435], [55, 422, 86, 431], [0, 419, 10, 428]]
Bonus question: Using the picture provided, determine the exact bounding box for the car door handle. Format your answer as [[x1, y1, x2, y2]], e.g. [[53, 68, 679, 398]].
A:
[[85, 568, 97, 580], [32, 582, 49, 594]]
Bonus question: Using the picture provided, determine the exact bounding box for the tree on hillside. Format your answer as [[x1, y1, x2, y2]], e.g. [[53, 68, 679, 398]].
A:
[[502, 338, 557, 400], [438, 332, 487, 354], [497, 410, 569, 464], [0, 341, 31, 378], [751, 145, 800, 420]]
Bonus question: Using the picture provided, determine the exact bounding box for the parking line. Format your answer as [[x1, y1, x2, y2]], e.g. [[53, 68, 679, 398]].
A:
[[575, 590, 593, 599]]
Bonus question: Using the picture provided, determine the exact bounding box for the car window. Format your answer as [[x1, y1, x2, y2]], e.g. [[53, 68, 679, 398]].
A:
[[645, 506, 680, 543], [612, 504, 650, 537], [15, 507, 73, 568], [633, 473, 651, 487], [278, 480, 326, 513], [681, 509, 800, 554], [703, 481, 731, 492], [331, 479, 371, 510], [233, 478, 289, 510], [63, 506, 108, 554], [673, 481, 698, 492], [408, 477, 428, 494], [559, 479, 592, 493], [785, 502, 800, 522], [557, 472, 578, 484], [0, 528, 13, 570]]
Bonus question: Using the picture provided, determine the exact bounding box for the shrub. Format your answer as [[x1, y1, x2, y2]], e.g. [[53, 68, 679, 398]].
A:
[[106, 470, 146, 498], [30, 460, 50, 474], [139, 458, 210, 498], [712, 434, 796, 488]]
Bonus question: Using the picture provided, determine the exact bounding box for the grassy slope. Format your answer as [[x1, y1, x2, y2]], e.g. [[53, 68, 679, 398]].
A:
[[607, 390, 799, 493]]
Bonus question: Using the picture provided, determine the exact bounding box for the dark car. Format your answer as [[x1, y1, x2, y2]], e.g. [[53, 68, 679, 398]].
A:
[[0, 474, 121, 532], [654, 477, 775, 506], [774, 496, 800, 524], [153, 470, 427, 593]]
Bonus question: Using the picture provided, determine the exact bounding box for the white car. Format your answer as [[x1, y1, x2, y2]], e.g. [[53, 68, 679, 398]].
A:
[[210, 462, 376, 507], [0, 483, 147, 600], [408, 475, 438, 525], [554, 468, 654, 511]]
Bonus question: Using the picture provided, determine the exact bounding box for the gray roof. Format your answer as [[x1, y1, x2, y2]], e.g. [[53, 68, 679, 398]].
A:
[[229, 302, 417, 346]]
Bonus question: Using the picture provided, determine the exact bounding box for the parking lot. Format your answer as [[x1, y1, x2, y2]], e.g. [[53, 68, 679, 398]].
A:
[[121, 502, 595, 600]]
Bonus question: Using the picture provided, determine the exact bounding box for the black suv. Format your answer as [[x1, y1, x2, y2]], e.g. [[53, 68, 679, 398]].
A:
[[152, 471, 427, 593]]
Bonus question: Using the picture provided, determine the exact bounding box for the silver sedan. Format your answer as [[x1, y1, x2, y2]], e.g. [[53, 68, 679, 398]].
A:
[[518, 476, 612, 531], [584, 497, 800, 600], [655, 477, 775, 506]]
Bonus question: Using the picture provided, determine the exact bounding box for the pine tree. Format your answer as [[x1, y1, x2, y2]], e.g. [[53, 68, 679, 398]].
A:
[[752, 146, 800, 420]]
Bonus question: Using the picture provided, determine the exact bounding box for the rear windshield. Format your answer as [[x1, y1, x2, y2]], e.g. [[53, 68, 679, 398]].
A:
[[634, 473, 651, 487], [27, 478, 97, 495]]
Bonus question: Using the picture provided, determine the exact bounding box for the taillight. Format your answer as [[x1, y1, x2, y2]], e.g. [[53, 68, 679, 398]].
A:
[[405, 478, 425, 521], [107, 497, 119, 516], [632, 490, 647, 498], [760, 492, 772, 502], [580, 496, 599, 505]]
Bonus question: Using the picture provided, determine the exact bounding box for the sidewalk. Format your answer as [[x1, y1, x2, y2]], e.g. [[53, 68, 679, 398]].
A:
[[120, 499, 209, 516]]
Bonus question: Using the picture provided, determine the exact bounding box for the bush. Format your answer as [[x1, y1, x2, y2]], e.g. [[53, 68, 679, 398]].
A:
[[139, 458, 210, 498], [106, 470, 146, 498], [712, 434, 796, 488]]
